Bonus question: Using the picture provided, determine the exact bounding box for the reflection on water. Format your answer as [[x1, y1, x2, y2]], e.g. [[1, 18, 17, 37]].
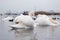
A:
[[0, 15, 60, 40], [12, 29, 37, 40]]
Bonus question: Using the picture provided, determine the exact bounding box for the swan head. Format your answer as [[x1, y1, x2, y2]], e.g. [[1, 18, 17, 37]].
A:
[[14, 16, 21, 24], [15, 21, 19, 24], [28, 11, 37, 20]]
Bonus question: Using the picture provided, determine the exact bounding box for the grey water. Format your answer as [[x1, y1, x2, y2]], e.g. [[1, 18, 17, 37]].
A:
[[0, 15, 60, 40]]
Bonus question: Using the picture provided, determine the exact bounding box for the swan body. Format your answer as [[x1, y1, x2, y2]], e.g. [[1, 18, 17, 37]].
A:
[[35, 14, 60, 26], [10, 13, 34, 29]]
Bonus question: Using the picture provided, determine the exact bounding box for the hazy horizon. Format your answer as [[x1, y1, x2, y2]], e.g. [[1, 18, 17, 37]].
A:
[[0, 0, 60, 13]]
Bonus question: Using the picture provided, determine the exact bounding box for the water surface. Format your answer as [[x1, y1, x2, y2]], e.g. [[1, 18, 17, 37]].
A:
[[0, 15, 60, 40]]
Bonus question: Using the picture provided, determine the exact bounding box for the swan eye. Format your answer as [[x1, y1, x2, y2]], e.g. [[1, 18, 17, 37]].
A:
[[15, 22, 19, 24]]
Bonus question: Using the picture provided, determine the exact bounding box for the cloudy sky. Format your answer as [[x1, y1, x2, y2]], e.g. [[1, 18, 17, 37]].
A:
[[0, 0, 60, 13]]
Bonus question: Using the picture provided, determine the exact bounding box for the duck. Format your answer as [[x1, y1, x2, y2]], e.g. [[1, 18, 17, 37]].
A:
[[2, 16, 14, 22], [10, 11, 35, 29], [35, 14, 60, 26]]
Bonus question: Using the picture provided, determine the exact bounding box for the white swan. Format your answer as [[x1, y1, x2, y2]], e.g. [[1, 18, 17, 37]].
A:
[[35, 14, 60, 26], [10, 11, 35, 29]]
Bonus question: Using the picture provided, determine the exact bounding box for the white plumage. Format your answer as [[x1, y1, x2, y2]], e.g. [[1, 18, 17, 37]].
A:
[[10, 11, 35, 29], [35, 14, 60, 26]]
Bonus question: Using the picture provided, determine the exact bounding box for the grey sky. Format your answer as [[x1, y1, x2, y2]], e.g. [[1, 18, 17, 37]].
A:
[[0, 0, 60, 13]]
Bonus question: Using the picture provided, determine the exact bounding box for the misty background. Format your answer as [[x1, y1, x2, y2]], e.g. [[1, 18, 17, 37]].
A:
[[0, 0, 60, 13]]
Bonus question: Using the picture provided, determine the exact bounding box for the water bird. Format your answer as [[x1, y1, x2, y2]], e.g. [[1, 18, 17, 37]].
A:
[[2, 16, 14, 22], [35, 14, 60, 26], [10, 11, 35, 29]]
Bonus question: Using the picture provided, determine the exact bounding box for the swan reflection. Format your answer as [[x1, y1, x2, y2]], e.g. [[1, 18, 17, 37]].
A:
[[9, 25, 58, 40], [34, 25, 57, 40], [13, 29, 37, 40]]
